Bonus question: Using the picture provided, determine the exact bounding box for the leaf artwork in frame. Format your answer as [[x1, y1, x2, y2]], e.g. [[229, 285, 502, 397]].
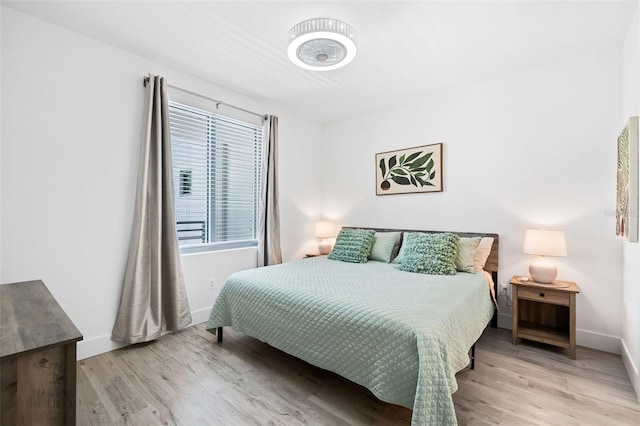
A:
[[616, 117, 639, 242], [376, 143, 443, 195]]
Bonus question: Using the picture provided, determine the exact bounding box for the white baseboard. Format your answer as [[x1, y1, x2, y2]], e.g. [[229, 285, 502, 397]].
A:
[[77, 335, 128, 361], [77, 306, 212, 360], [189, 306, 211, 325], [622, 339, 640, 402], [80, 309, 624, 360], [497, 312, 512, 330], [496, 313, 621, 355], [576, 328, 621, 354]]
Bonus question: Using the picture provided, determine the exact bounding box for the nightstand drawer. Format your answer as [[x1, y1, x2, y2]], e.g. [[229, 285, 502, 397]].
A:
[[518, 287, 570, 306]]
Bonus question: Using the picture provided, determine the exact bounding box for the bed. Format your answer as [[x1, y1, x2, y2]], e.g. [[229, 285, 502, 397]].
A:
[[206, 228, 498, 425]]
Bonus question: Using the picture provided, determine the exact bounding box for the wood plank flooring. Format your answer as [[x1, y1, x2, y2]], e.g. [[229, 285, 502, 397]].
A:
[[77, 325, 640, 425]]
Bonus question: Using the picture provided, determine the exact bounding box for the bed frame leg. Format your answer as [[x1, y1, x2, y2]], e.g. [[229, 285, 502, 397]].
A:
[[217, 327, 223, 343], [470, 343, 475, 370], [491, 271, 498, 328]]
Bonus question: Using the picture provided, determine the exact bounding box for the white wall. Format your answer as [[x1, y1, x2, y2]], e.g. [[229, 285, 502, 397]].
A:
[[322, 49, 623, 354], [0, 5, 3, 283], [0, 7, 322, 359], [622, 3, 640, 399]]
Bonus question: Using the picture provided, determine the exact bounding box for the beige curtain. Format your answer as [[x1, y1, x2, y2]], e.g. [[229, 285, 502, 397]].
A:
[[258, 115, 282, 267], [112, 75, 192, 344]]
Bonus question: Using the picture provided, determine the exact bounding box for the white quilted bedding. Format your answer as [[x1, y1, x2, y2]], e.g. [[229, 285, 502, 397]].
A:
[[206, 257, 495, 425]]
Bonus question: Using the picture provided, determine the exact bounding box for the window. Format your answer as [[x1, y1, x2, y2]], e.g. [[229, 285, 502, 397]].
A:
[[179, 170, 192, 196], [169, 101, 263, 252]]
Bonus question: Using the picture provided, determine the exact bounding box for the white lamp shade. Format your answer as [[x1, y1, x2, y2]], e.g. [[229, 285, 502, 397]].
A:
[[523, 229, 567, 257], [315, 221, 336, 238]]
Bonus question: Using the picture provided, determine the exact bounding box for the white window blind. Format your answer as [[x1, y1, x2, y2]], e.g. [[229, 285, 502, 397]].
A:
[[169, 101, 263, 252]]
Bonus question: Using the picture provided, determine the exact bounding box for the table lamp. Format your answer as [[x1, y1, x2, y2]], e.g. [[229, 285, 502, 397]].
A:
[[523, 229, 567, 283], [315, 221, 336, 255]]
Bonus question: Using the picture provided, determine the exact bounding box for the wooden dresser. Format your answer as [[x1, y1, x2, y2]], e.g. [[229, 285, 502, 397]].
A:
[[1, 280, 83, 425]]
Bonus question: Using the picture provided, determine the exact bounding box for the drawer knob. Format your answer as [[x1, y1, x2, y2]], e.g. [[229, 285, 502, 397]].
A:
[[539, 292, 545, 297]]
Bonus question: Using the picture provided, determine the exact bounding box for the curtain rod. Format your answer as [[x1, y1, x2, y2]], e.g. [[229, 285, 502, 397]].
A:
[[143, 76, 267, 120]]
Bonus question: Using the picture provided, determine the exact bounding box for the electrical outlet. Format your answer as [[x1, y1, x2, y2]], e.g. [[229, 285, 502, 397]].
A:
[[499, 282, 509, 296], [499, 282, 513, 307], [208, 277, 216, 290]]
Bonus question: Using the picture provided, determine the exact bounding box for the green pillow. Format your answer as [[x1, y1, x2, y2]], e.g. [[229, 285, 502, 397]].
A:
[[328, 228, 376, 263], [391, 232, 408, 264], [456, 237, 481, 273], [397, 232, 460, 275], [369, 232, 402, 263]]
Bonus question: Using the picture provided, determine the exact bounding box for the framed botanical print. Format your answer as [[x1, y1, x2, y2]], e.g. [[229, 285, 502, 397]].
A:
[[617, 117, 638, 242], [376, 143, 443, 195]]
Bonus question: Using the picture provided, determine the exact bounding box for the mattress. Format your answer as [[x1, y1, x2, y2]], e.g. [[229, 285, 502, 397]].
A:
[[206, 257, 495, 425]]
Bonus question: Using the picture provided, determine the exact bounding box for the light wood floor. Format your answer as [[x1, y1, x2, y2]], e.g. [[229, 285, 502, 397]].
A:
[[77, 324, 640, 425]]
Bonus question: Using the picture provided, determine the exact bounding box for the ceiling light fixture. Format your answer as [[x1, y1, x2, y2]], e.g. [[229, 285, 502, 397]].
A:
[[288, 18, 357, 71]]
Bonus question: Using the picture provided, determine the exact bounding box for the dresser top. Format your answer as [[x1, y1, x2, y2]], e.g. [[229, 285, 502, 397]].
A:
[[1, 280, 83, 358]]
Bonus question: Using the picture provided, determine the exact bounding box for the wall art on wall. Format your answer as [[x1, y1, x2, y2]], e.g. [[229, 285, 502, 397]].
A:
[[616, 116, 638, 242], [376, 143, 443, 195]]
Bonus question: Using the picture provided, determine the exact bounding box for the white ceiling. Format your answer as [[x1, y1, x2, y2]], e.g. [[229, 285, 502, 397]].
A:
[[3, 0, 637, 123]]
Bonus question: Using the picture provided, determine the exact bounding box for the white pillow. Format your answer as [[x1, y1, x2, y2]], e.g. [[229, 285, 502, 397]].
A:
[[473, 237, 494, 271], [457, 237, 481, 273]]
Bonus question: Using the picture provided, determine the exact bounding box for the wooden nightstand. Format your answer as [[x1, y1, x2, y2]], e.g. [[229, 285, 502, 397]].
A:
[[510, 275, 580, 359]]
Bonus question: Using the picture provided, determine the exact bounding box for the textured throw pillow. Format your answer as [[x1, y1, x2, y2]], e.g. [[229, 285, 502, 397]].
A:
[[328, 228, 376, 263], [369, 232, 402, 262], [456, 237, 481, 273], [473, 237, 495, 271], [397, 232, 460, 275]]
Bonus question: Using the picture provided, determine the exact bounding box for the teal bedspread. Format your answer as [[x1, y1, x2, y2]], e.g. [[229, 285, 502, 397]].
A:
[[206, 257, 495, 425]]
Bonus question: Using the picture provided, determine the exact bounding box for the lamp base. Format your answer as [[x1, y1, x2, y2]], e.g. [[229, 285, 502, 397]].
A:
[[318, 239, 332, 255], [529, 258, 557, 284]]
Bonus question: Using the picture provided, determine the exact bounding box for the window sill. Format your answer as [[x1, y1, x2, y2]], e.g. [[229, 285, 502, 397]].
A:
[[179, 241, 258, 256]]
